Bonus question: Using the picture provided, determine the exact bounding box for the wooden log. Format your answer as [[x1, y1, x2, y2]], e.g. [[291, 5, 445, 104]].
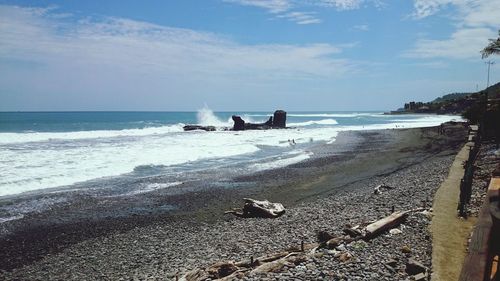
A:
[[252, 253, 306, 273], [364, 211, 408, 239]]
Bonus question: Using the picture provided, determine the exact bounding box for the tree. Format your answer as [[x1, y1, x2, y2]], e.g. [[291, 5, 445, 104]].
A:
[[481, 30, 500, 58]]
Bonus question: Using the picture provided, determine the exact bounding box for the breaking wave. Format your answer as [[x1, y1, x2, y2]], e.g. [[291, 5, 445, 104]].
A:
[[288, 119, 339, 127]]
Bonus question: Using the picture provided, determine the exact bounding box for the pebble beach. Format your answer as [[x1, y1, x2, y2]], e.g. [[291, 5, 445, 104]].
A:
[[0, 123, 467, 280]]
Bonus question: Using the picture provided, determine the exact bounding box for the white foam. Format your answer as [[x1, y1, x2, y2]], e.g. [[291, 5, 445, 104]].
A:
[[247, 113, 384, 118], [0, 124, 185, 144], [289, 113, 383, 117], [0, 112, 462, 197], [0, 215, 24, 223], [124, 182, 183, 195], [288, 119, 338, 127], [197, 106, 230, 127], [345, 115, 464, 131], [249, 152, 312, 172]]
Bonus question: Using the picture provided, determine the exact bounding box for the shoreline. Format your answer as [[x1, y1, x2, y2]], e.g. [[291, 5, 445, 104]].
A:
[[0, 123, 467, 280]]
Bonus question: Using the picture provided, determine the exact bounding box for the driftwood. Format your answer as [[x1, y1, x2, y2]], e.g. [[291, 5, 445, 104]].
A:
[[180, 208, 429, 280], [180, 243, 319, 281], [373, 184, 394, 194], [343, 227, 363, 238], [363, 208, 425, 239], [225, 198, 285, 218], [364, 211, 408, 239]]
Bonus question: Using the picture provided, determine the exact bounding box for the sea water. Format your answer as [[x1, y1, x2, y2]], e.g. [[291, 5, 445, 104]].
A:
[[0, 109, 462, 197]]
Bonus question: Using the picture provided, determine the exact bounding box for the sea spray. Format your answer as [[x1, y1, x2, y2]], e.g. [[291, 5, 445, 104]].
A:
[[196, 106, 228, 127]]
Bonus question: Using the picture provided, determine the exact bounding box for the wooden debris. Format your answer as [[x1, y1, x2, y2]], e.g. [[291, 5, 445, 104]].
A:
[[224, 198, 285, 218], [364, 211, 408, 239], [317, 230, 335, 243], [179, 244, 319, 281], [181, 208, 430, 280], [343, 227, 363, 238], [373, 184, 394, 194]]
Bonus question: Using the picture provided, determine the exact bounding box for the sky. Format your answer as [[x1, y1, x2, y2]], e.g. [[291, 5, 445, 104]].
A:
[[0, 0, 499, 111]]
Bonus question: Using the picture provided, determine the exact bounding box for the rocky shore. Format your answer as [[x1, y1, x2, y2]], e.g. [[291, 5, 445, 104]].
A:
[[0, 124, 467, 280]]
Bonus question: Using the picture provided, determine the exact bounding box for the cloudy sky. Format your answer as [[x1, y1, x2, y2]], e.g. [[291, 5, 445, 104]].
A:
[[0, 0, 499, 111]]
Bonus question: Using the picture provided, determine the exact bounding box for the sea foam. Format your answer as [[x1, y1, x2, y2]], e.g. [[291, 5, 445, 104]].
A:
[[0, 111, 463, 197]]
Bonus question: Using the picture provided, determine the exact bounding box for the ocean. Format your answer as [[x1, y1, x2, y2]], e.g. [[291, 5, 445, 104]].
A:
[[0, 109, 462, 198]]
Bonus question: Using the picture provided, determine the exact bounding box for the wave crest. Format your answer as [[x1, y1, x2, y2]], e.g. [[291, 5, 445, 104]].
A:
[[288, 119, 338, 127]]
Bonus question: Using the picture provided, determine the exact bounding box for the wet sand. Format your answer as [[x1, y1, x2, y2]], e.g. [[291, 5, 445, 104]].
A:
[[0, 123, 467, 280]]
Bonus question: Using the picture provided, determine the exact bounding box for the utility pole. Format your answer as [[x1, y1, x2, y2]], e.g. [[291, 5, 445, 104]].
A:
[[485, 60, 495, 88]]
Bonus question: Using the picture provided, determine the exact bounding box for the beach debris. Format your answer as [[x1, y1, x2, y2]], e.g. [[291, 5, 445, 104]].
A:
[[181, 208, 432, 280], [337, 252, 353, 262], [179, 244, 318, 281], [373, 184, 394, 194], [364, 211, 408, 239], [317, 230, 335, 243], [343, 226, 363, 238], [385, 259, 398, 268], [224, 198, 285, 218], [413, 272, 428, 281], [401, 245, 412, 253], [405, 258, 427, 275], [389, 228, 402, 235]]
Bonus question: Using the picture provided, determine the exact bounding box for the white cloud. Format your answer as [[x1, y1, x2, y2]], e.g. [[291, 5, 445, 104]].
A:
[[222, 0, 291, 13], [405, 28, 496, 59], [352, 24, 369, 31], [223, 0, 383, 24], [312, 0, 364, 10], [406, 0, 500, 59], [0, 5, 360, 110], [277, 11, 321, 24], [411, 0, 453, 19], [0, 6, 352, 77]]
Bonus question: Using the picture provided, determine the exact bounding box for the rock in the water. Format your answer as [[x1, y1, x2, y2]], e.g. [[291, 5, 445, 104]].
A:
[[264, 116, 273, 126], [273, 110, 286, 128], [232, 115, 245, 131], [405, 259, 426, 275], [183, 125, 216, 131]]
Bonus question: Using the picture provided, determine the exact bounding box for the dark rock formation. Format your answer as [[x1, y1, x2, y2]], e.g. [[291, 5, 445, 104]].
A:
[[273, 110, 287, 128], [232, 115, 245, 131], [264, 116, 273, 126], [183, 125, 216, 131], [185, 110, 287, 132]]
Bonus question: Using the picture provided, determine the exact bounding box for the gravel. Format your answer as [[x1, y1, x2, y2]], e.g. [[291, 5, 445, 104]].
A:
[[2, 154, 455, 280], [1, 124, 471, 281]]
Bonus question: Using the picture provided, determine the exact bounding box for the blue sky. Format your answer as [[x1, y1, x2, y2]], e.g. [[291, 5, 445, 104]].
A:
[[0, 0, 499, 111]]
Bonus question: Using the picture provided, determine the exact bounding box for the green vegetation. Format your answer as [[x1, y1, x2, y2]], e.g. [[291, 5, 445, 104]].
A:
[[432, 93, 470, 103], [481, 30, 500, 58]]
